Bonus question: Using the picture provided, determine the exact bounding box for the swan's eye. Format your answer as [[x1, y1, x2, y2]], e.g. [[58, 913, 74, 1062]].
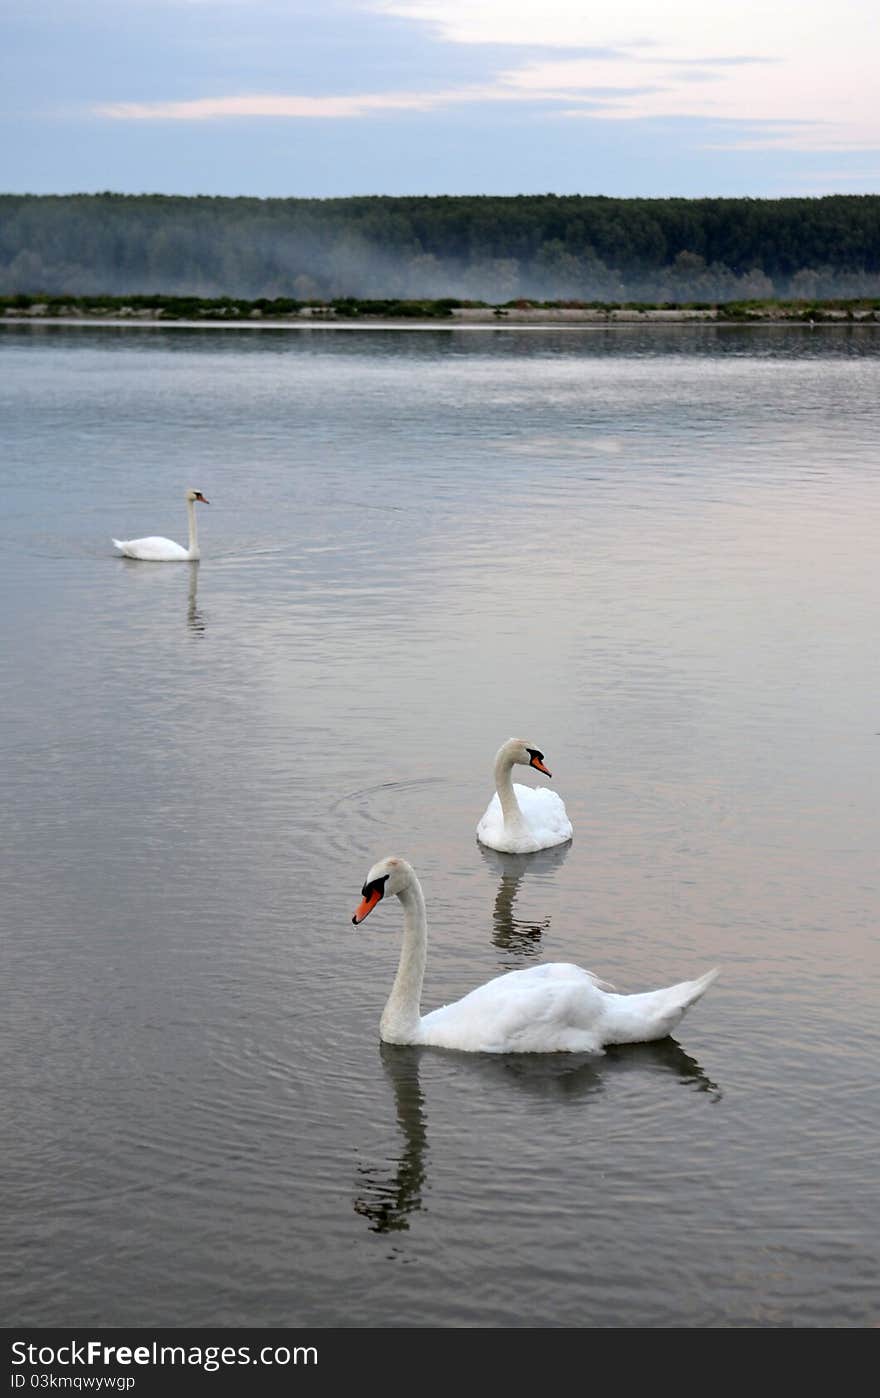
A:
[[526, 748, 544, 763]]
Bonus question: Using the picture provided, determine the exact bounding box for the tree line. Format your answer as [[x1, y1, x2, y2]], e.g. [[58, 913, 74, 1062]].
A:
[[1, 193, 878, 303]]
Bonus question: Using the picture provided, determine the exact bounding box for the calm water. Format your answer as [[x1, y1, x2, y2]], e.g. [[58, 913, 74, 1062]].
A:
[[1, 323, 877, 1329]]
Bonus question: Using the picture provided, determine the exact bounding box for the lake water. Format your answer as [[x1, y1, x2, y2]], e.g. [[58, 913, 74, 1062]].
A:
[[1, 322, 877, 1329]]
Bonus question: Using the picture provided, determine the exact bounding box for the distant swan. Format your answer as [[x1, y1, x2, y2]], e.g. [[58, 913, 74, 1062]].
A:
[[112, 489, 209, 561], [477, 738, 572, 853], [352, 856, 718, 1053]]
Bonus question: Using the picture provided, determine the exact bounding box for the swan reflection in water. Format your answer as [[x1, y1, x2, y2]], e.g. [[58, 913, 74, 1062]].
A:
[[354, 1036, 720, 1237], [479, 843, 570, 965], [116, 554, 206, 635], [187, 563, 205, 635], [354, 1044, 427, 1235]]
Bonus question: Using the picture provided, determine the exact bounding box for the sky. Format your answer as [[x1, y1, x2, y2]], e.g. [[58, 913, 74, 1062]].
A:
[[2, 0, 878, 199]]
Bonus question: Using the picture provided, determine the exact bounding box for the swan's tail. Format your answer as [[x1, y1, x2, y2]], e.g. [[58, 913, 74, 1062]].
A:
[[603, 967, 720, 1045], [670, 967, 720, 1009], [111, 538, 125, 552]]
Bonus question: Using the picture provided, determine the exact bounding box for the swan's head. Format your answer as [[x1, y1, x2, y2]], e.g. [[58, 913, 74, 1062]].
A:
[[186, 489, 210, 505], [352, 856, 413, 925], [498, 738, 552, 778]]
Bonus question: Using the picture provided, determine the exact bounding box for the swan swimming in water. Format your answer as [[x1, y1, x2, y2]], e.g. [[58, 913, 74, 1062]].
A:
[[477, 738, 573, 853], [112, 489, 209, 561], [352, 856, 719, 1053]]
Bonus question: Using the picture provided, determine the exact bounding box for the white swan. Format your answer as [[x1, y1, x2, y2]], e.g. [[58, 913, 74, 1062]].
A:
[[477, 738, 573, 853], [112, 489, 209, 561], [352, 856, 719, 1053]]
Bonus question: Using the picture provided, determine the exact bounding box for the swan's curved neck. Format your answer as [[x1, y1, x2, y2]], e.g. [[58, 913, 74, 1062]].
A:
[[380, 879, 427, 1043], [495, 749, 528, 836], [186, 497, 199, 559]]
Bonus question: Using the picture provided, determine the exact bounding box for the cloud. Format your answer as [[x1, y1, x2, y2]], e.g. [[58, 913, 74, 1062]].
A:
[[367, 0, 867, 60], [369, 0, 880, 149], [98, 92, 449, 120], [95, 69, 668, 123], [487, 38, 878, 149], [92, 0, 880, 155]]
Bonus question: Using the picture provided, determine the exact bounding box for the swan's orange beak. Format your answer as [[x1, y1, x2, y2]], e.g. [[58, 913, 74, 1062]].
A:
[[530, 755, 552, 777], [352, 888, 382, 925], [196, 493, 210, 504]]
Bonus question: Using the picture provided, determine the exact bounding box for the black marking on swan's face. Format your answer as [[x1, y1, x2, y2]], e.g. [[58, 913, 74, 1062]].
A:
[[525, 746, 552, 777], [352, 871, 391, 926], [361, 873, 390, 901]]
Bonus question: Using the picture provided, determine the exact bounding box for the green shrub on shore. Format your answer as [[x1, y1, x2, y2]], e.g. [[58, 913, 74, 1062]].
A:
[[2, 292, 878, 322], [0, 293, 465, 319], [716, 297, 880, 321]]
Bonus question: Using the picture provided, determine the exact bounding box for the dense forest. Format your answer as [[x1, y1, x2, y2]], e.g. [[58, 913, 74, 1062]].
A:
[[1, 193, 879, 303]]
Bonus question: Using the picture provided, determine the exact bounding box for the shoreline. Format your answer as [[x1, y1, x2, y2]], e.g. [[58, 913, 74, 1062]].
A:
[[2, 313, 878, 332], [4, 296, 879, 331], [3, 317, 873, 332]]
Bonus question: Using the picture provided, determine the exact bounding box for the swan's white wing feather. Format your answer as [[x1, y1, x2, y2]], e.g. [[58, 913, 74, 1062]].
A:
[[419, 962, 609, 1053], [477, 783, 572, 853], [112, 535, 190, 561], [417, 963, 718, 1054], [597, 969, 720, 1045]]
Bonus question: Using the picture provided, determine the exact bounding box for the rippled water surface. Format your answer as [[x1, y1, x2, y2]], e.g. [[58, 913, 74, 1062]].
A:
[[1, 323, 877, 1328]]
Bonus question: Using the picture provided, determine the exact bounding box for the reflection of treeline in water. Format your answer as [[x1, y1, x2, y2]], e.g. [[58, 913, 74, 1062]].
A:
[[2, 193, 879, 304]]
